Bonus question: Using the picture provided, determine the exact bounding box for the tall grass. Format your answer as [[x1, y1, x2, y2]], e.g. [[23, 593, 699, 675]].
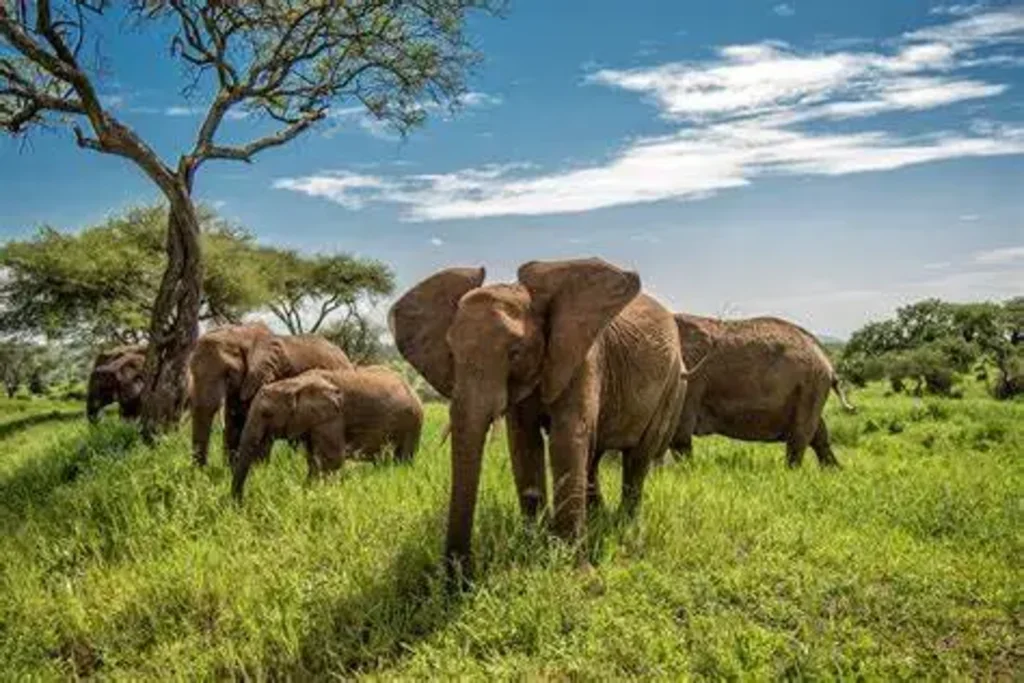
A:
[[0, 385, 1020, 679]]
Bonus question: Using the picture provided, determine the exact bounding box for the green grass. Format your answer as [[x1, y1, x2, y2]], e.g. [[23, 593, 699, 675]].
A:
[[0, 388, 1020, 680]]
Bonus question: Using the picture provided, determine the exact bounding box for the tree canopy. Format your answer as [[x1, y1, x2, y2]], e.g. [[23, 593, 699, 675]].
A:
[[840, 297, 1023, 399], [0, 205, 266, 343], [0, 204, 394, 355]]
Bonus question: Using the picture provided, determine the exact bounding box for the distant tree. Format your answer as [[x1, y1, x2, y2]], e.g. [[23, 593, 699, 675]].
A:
[[843, 296, 1023, 399], [0, 205, 268, 344], [321, 315, 388, 365], [845, 319, 906, 357], [256, 248, 393, 337], [0, 340, 39, 397], [1, 0, 501, 436]]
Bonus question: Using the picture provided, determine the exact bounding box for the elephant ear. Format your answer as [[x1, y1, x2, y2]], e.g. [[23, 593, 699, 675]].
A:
[[518, 258, 641, 405], [389, 267, 486, 399], [675, 315, 715, 370], [241, 337, 284, 402], [288, 378, 344, 439]]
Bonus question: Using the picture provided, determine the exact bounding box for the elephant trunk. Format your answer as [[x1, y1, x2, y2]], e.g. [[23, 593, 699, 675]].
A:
[[86, 379, 111, 423], [232, 406, 273, 501], [444, 380, 507, 587], [191, 378, 226, 467], [191, 403, 219, 467], [86, 395, 102, 423]]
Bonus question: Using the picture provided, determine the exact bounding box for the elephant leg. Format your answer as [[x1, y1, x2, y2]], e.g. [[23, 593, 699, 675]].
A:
[[586, 448, 605, 512], [785, 438, 808, 469], [548, 416, 590, 548], [507, 397, 547, 522], [302, 436, 321, 482], [671, 404, 699, 462], [231, 453, 254, 501], [223, 396, 248, 465], [621, 449, 652, 519], [810, 419, 840, 468], [395, 422, 421, 464]]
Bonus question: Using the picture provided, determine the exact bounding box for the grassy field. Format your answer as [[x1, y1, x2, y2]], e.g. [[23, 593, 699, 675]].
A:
[[0, 385, 1020, 680]]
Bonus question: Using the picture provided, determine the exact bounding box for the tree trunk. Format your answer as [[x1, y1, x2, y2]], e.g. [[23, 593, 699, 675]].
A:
[[139, 185, 203, 442]]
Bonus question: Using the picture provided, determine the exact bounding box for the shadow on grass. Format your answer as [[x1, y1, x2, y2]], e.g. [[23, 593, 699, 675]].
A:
[[0, 421, 141, 532], [278, 495, 628, 678], [279, 515, 464, 678], [0, 409, 83, 441]]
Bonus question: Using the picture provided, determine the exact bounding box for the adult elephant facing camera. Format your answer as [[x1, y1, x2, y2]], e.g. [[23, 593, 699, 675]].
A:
[[189, 322, 352, 466], [390, 258, 690, 582]]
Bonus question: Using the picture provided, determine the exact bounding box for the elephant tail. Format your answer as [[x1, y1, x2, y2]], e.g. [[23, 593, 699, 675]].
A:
[[831, 374, 857, 413]]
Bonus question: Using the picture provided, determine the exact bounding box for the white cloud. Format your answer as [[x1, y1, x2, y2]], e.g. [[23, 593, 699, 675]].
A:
[[430, 237, 444, 246], [773, 3, 796, 17], [959, 213, 981, 221], [326, 91, 502, 140], [924, 261, 952, 270], [276, 9, 1024, 221], [164, 106, 203, 117], [461, 91, 503, 108], [972, 245, 1024, 264], [272, 171, 389, 210], [930, 4, 988, 17]]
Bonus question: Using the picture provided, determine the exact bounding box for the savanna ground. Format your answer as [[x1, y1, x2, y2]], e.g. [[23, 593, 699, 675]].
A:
[[0, 385, 1020, 680]]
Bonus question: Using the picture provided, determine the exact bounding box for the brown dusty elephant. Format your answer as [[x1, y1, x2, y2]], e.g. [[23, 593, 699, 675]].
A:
[[86, 345, 147, 422], [188, 322, 353, 466], [231, 366, 423, 500], [670, 314, 855, 468], [390, 258, 697, 582], [88, 344, 195, 423]]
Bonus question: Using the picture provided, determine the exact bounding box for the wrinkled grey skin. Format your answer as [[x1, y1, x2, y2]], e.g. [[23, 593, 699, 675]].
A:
[[390, 258, 697, 584], [189, 323, 352, 467], [232, 366, 423, 500], [670, 314, 855, 468], [86, 345, 147, 422]]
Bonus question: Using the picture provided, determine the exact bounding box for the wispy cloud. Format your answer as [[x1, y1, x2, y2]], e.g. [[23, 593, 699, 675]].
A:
[[929, 3, 989, 17], [924, 261, 952, 270], [972, 245, 1024, 264], [326, 90, 502, 140], [275, 9, 1024, 221], [773, 3, 796, 17], [164, 106, 203, 117], [959, 213, 981, 221], [430, 236, 444, 246]]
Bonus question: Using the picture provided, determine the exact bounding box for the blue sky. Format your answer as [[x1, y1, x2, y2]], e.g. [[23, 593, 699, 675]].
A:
[[1, 1, 1022, 338]]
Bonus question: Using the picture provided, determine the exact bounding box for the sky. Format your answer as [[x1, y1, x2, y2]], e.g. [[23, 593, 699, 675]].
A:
[[1, 1, 1023, 339]]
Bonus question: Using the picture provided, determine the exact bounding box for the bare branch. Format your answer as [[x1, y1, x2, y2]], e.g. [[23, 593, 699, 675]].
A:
[[199, 109, 324, 164]]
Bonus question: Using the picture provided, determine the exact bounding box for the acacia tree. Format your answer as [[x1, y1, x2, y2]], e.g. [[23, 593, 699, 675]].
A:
[[256, 247, 393, 334], [1, 0, 499, 438], [0, 204, 268, 344]]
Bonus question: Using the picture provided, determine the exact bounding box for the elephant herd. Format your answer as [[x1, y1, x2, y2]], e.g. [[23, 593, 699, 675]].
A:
[[87, 257, 854, 581]]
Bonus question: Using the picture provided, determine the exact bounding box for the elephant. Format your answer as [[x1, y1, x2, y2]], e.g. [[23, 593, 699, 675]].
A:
[[86, 345, 147, 422], [390, 258, 698, 582], [188, 322, 353, 466], [231, 366, 423, 500], [670, 314, 856, 468]]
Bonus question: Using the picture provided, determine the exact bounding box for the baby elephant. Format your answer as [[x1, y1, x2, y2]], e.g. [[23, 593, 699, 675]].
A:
[[232, 366, 423, 500]]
